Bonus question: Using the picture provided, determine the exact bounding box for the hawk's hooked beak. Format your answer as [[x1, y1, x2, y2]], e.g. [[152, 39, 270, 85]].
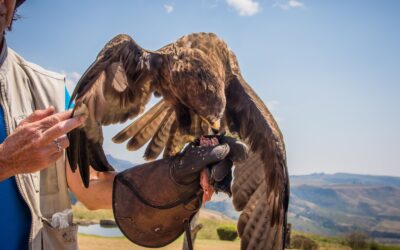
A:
[[200, 116, 220, 134], [210, 120, 220, 134]]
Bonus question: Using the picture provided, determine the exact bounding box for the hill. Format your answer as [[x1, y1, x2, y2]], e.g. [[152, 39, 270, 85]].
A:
[[105, 154, 136, 172], [204, 173, 400, 244], [289, 173, 400, 243]]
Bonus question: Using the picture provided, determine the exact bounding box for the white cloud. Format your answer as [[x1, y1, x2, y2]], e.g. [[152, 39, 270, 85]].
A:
[[226, 0, 261, 16], [274, 0, 305, 10], [61, 71, 81, 93], [164, 4, 174, 13]]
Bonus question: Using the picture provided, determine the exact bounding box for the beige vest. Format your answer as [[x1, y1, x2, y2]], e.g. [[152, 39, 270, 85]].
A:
[[0, 43, 78, 250]]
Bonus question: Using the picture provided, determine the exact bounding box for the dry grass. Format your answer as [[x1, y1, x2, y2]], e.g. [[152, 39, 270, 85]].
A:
[[78, 234, 239, 250], [74, 204, 239, 249]]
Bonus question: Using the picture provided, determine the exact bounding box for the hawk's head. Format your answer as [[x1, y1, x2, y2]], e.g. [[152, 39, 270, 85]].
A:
[[168, 49, 226, 134]]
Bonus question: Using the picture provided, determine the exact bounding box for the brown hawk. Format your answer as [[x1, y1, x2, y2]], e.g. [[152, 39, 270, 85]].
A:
[[67, 32, 289, 250]]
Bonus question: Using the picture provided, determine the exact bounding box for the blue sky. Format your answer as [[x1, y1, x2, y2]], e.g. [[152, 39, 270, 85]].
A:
[[8, 0, 400, 176]]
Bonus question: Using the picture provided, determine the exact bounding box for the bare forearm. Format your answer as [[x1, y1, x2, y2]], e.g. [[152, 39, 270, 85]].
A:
[[66, 163, 115, 210]]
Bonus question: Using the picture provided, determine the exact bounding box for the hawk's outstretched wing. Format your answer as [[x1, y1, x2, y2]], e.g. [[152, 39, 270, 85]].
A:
[[225, 50, 289, 249], [67, 34, 170, 187]]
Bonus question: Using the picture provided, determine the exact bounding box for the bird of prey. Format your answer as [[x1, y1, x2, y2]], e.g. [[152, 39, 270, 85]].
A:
[[67, 32, 289, 250]]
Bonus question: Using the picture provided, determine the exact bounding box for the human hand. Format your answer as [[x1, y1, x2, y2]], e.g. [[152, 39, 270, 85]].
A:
[[0, 107, 85, 180]]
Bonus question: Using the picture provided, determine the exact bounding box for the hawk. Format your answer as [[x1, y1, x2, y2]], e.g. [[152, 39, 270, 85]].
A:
[[67, 32, 289, 250]]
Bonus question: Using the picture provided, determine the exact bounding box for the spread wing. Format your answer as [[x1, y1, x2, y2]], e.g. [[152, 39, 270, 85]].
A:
[[226, 51, 289, 250], [67, 34, 170, 187]]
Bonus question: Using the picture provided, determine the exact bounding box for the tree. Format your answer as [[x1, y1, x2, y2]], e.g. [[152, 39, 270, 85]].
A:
[[345, 231, 369, 250]]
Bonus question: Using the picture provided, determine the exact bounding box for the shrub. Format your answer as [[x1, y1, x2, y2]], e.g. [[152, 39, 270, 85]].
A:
[[369, 241, 379, 250], [345, 231, 369, 250], [216, 225, 238, 241], [290, 235, 319, 250]]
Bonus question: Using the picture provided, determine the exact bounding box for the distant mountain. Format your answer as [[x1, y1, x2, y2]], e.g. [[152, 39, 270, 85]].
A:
[[105, 154, 137, 172], [205, 198, 240, 220], [203, 173, 400, 244], [290, 173, 400, 243], [290, 172, 400, 187]]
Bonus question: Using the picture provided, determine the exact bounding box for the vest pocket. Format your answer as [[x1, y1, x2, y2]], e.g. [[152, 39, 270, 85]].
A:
[[42, 222, 78, 250]]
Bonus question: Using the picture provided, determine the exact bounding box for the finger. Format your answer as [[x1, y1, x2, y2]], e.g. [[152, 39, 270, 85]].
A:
[[19, 107, 55, 126], [35, 110, 74, 130], [50, 135, 70, 153], [57, 135, 70, 149], [41, 116, 85, 144]]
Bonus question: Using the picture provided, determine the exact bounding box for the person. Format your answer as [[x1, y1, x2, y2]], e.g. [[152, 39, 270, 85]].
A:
[[0, 1, 241, 249]]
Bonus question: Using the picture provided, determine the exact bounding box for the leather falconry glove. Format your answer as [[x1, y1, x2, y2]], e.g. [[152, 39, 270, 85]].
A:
[[112, 136, 247, 248]]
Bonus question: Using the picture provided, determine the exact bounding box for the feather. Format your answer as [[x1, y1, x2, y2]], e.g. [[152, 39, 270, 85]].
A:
[[126, 107, 169, 151], [144, 109, 175, 160], [225, 72, 289, 249], [163, 120, 184, 157], [112, 100, 166, 143]]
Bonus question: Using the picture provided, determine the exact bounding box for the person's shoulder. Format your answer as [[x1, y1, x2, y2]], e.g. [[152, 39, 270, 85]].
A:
[[7, 48, 65, 82]]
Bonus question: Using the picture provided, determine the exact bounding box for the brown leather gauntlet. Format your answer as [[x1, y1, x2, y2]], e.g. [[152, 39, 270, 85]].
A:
[[112, 136, 247, 248]]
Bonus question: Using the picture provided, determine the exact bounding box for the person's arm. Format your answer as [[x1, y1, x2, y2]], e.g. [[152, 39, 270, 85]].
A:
[[66, 162, 116, 210], [66, 136, 248, 211], [0, 107, 84, 181]]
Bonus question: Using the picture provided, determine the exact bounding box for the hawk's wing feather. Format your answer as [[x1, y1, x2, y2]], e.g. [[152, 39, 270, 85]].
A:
[[67, 34, 164, 187], [225, 59, 289, 249], [112, 100, 167, 144], [143, 108, 176, 160], [125, 106, 170, 151]]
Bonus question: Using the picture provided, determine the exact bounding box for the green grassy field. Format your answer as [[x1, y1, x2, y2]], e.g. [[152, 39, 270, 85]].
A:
[[73, 204, 114, 224]]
